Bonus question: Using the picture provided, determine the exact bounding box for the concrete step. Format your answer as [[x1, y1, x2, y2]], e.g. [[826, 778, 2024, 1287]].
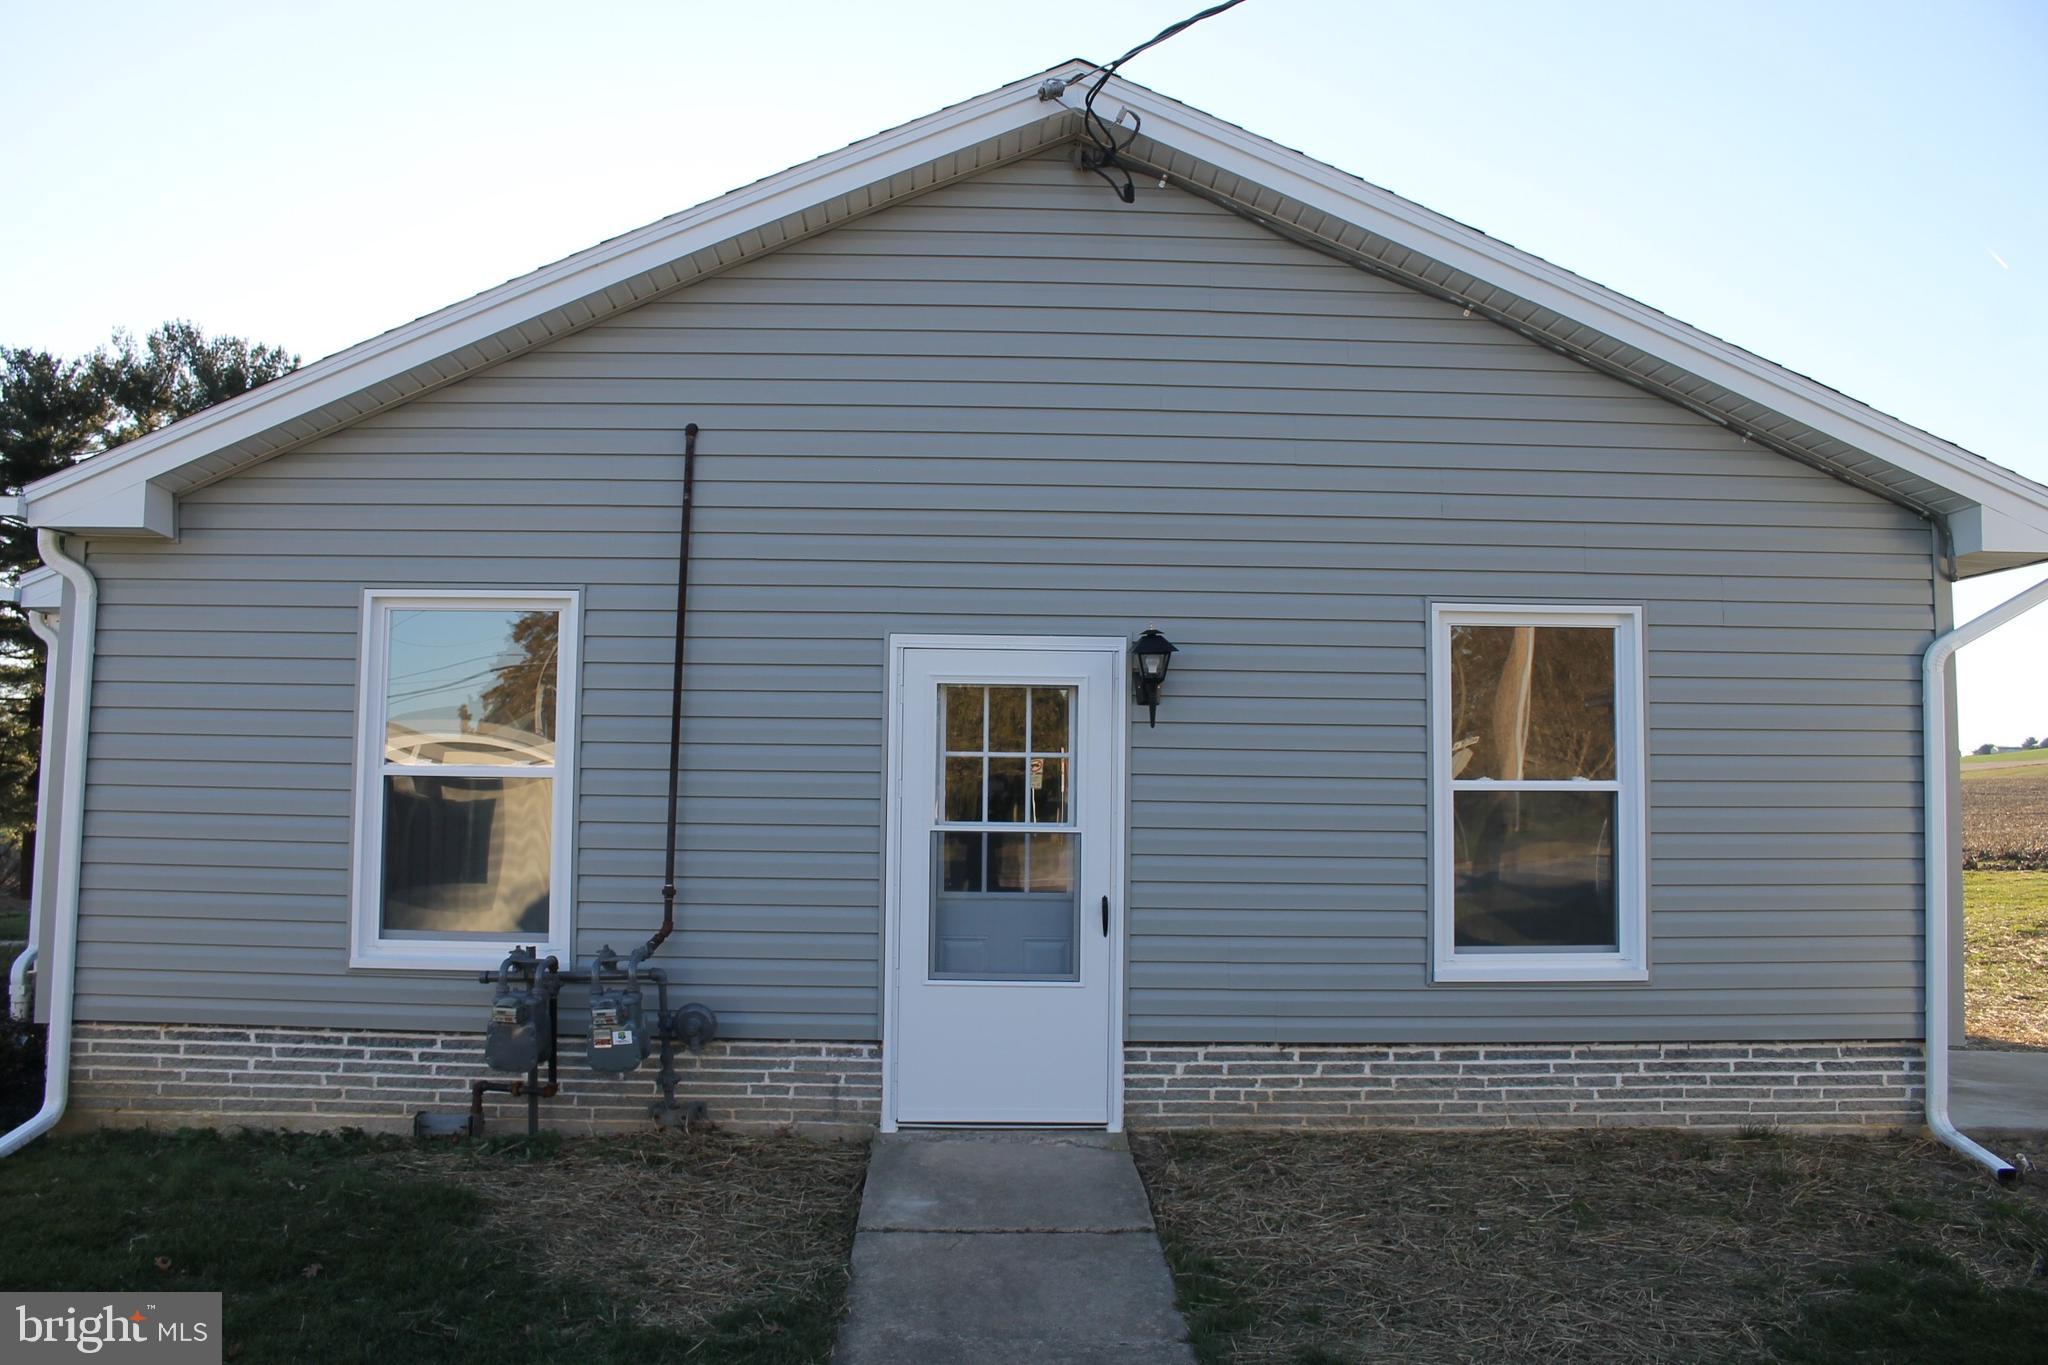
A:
[[1952, 1048, 2048, 1131], [858, 1129, 1155, 1233], [835, 1130, 1194, 1364]]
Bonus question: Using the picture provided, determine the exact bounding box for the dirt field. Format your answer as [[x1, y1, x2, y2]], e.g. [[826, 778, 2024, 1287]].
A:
[[1963, 759, 2048, 870]]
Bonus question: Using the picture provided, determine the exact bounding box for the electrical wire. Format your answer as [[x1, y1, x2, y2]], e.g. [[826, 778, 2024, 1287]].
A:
[[1072, 0, 1251, 203]]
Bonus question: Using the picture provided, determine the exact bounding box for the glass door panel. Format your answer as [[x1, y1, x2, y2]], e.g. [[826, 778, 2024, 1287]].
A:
[[931, 684, 1078, 981]]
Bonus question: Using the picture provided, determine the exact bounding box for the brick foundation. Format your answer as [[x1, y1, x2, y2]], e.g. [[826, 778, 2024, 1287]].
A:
[[65, 1026, 1922, 1134], [1122, 1041, 1923, 1129], [68, 1024, 881, 1134]]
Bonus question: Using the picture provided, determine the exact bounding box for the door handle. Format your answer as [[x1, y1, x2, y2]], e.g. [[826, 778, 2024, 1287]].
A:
[[1101, 895, 1110, 937]]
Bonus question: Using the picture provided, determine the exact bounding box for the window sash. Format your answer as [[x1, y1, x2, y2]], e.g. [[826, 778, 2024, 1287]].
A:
[[1450, 780, 1621, 793], [1430, 604, 1646, 984], [350, 590, 580, 970], [378, 762, 558, 780]]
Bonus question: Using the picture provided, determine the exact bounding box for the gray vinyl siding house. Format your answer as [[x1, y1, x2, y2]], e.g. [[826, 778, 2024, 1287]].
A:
[[14, 66, 2048, 1136]]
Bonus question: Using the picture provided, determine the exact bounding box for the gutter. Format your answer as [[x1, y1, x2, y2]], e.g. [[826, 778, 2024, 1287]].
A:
[[1922, 572, 2048, 1181], [0, 531, 98, 1157], [7, 607, 60, 1020]]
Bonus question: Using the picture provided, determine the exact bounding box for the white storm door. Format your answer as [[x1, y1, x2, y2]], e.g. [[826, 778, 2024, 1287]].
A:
[[888, 639, 1123, 1126]]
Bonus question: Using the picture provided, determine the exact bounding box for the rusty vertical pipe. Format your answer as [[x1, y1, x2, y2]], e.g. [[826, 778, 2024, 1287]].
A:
[[641, 423, 698, 962]]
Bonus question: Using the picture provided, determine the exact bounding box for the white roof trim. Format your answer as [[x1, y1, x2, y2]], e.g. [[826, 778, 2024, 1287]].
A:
[[15, 566, 61, 612], [23, 63, 2048, 572]]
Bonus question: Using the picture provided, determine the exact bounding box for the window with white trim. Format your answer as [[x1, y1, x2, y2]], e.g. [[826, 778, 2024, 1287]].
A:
[[1430, 604, 1646, 983], [351, 591, 579, 968]]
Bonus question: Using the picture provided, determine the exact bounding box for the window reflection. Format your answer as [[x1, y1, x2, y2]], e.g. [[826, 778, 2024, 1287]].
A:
[[1448, 625, 1615, 781], [931, 685, 1082, 981], [987, 686, 1028, 751], [988, 758, 1028, 821], [944, 684, 984, 750], [938, 831, 1074, 894], [385, 608, 560, 766], [944, 757, 983, 821], [383, 775, 552, 937], [1452, 790, 1617, 951], [937, 684, 1075, 827]]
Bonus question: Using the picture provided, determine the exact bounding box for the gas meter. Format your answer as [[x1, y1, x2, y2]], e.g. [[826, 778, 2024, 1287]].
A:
[[485, 949, 554, 1073], [585, 950, 650, 1074]]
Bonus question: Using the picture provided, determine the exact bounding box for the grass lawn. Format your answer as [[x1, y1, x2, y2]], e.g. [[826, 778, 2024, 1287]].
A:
[[0, 1127, 868, 1364], [1964, 870, 2048, 1049], [1962, 749, 2048, 770], [1135, 1128, 2048, 1364]]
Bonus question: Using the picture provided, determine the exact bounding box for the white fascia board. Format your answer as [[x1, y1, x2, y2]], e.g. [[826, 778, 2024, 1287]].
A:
[[29, 479, 176, 539], [16, 567, 62, 611], [1950, 504, 2048, 561], [19, 64, 1093, 535], [1054, 78, 2048, 551]]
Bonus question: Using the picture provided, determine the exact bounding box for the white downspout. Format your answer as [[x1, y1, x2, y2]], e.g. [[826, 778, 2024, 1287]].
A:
[[7, 607, 61, 1020], [1923, 573, 2048, 1182], [0, 531, 98, 1157]]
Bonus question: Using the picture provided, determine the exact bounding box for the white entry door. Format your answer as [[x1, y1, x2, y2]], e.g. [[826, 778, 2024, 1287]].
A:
[[886, 636, 1126, 1128]]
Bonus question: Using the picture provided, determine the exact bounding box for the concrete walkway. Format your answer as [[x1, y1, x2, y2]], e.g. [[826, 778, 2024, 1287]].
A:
[[1952, 1048, 2048, 1131], [834, 1131, 1194, 1363]]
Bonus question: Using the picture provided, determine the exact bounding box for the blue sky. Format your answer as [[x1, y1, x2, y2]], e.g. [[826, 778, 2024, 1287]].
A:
[[4, 0, 2043, 746]]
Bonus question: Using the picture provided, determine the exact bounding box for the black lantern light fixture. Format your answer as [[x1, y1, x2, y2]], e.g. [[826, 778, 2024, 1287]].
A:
[[1132, 627, 1178, 728]]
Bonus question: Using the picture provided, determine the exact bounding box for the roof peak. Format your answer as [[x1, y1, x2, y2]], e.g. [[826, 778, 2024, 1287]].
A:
[[22, 65, 2048, 573]]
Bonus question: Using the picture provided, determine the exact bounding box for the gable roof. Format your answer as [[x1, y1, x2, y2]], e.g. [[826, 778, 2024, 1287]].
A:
[[23, 62, 2048, 575]]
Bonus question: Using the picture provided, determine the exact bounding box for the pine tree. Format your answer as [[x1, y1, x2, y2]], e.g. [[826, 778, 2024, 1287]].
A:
[[1, 323, 298, 891]]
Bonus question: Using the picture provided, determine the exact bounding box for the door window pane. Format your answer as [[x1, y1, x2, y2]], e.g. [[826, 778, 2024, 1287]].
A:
[[1031, 688, 1069, 752], [987, 686, 1028, 751], [935, 685, 1076, 827], [944, 757, 983, 822], [937, 832, 1074, 897], [943, 684, 984, 751], [385, 608, 561, 766], [1451, 790, 1616, 951], [1031, 757, 1070, 823], [988, 832, 1028, 891], [928, 680, 1083, 981], [930, 832, 1080, 980], [987, 758, 1028, 822], [382, 775, 552, 937], [940, 831, 983, 893], [1448, 625, 1615, 781], [1027, 833, 1074, 893]]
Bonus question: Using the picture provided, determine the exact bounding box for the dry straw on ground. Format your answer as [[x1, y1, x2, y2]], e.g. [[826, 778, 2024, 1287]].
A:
[[394, 1129, 869, 1334], [1134, 1128, 2048, 1364]]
